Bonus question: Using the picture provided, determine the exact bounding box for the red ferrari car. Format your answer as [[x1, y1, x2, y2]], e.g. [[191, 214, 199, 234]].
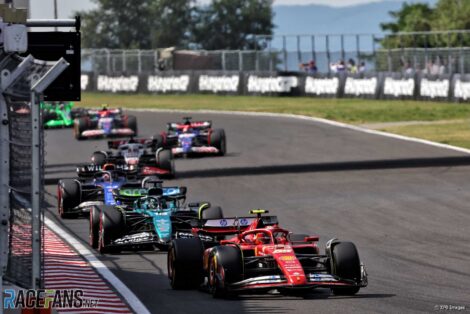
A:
[[167, 210, 368, 297]]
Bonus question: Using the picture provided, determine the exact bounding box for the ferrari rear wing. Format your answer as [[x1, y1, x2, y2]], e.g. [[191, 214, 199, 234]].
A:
[[192, 216, 278, 235]]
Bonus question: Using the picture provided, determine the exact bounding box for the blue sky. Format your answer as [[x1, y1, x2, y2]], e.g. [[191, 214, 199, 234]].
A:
[[30, 0, 436, 19]]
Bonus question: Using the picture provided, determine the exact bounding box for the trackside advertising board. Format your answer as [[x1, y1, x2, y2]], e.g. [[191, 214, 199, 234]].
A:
[[82, 71, 470, 101]]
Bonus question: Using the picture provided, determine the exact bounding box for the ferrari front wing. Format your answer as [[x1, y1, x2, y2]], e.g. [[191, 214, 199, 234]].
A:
[[225, 264, 368, 292]]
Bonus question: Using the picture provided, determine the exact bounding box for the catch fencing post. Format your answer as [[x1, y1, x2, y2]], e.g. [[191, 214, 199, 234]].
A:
[[340, 35, 345, 61], [283, 35, 287, 71], [326, 35, 331, 75], [356, 35, 360, 64], [221, 51, 226, 71], [297, 35, 301, 66], [0, 93, 10, 314], [122, 50, 126, 73], [268, 39, 273, 72], [138, 50, 142, 74], [311, 35, 316, 63]]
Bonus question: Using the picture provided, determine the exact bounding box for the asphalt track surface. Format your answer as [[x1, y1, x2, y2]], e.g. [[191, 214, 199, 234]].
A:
[[44, 111, 470, 314]]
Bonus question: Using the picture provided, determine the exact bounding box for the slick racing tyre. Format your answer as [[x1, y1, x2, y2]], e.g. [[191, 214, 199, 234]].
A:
[[156, 149, 175, 178], [74, 117, 88, 140], [153, 134, 166, 149], [90, 206, 107, 249], [209, 246, 243, 298], [71, 108, 86, 119], [58, 179, 81, 219], [91, 151, 107, 166], [210, 129, 226, 156], [168, 238, 204, 289], [124, 115, 138, 136], [331, 241, 361, 295], [200, 205, 224, 220], [43, 111, 57, 124], [98, 207, 124, 254]]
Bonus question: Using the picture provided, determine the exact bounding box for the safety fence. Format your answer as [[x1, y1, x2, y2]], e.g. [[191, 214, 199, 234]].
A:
[[80, 70, 470, 102], [0, 53, 69, 289], [82, 31, 470, 74]]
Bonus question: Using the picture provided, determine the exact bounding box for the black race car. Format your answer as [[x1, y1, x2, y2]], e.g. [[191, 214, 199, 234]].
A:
[[91, 138, 175, 178]]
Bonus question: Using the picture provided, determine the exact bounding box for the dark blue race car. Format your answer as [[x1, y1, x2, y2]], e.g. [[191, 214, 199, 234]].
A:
[[153, 117, 226, 157], [57, 163, 141, 218]]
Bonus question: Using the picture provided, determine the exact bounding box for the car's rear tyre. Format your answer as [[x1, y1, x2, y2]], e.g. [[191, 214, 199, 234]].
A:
[[89, 206, 103, 249], [58, 179, 81, 219], [125, 115, 138, 136], [201, 206, 224, 219], [71, 108, 85, 119], [331, 242, 361, 296], [98, 207, 124, 254], [156, 149, 175, 178], [74, 117, 88, 140], [209, 246, 243, 298], [43, 111, 56, 124], [210, 129, 226, 156], [153, 134, 166, 149], [91, 151, 107, 166], [168, 238, 204, 289]]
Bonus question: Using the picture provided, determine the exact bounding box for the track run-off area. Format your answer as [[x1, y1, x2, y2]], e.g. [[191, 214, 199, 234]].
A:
[[44, 110, 469, 314]]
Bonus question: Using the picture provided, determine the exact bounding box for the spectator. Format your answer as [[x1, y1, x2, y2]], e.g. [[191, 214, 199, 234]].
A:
[[299, 60, 318, 75], [358, 61, 366, 73], [402, 61, 414, 75], [330, 60, 346, 73], [347, 58, 357, 74], [423, 60, 433, 75]]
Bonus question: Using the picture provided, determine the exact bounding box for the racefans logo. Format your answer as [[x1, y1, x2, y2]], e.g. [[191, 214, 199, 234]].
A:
[[3, 289, 99, 309]]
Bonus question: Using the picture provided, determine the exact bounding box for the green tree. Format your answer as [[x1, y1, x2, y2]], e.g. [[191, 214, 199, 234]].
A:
[[151, 0, 195, 48], [380, 0, 470, 48], [192, 0, 274, 50], [79, 0, 194, 49], [380, 3, 434, 48], [79, 0, 154, 49], [431, 0, 470, 46]]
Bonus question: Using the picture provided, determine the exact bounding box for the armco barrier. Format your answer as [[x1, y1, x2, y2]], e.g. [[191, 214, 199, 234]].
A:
[[80, 71, 470, 102]]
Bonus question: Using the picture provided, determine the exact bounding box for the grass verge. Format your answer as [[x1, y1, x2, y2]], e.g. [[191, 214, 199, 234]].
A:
[[381, 121, 470, 149], [81, 92, 470, 124]]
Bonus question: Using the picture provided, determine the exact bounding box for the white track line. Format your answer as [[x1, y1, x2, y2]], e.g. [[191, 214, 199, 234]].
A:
[[131, 108, 470, 155], [45, 217, 150, 314]]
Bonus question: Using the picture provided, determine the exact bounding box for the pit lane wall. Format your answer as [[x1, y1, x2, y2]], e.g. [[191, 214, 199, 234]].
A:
[[80, 71, 470, 102]]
